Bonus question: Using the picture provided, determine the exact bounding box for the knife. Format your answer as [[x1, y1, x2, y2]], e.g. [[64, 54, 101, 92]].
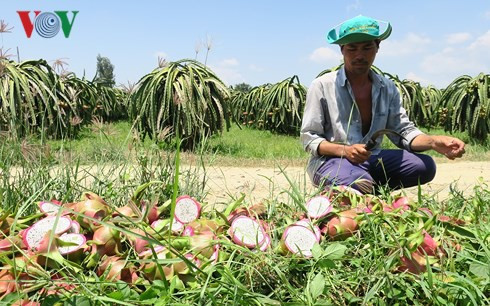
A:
[[364, 129, 407, 151]]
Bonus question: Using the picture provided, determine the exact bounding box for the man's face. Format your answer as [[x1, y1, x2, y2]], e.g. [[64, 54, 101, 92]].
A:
[[341, 40, 379, 76]]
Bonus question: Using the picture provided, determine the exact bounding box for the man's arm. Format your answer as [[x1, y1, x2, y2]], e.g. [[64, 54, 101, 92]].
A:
[[410, 134, 465, 160], [317, 141, 371, 164]]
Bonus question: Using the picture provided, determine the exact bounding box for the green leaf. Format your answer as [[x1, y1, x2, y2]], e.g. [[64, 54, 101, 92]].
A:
[[323, 243, 347, 260], [41, 295, 62, 306], [309, 272, 325, 300], [317, 258, 336, 269], [469, 263, 490, 280], [64, 296, 92, 306], [312, 243, 323, 260], [140, 287, 159, 301], [107, 291, 124, 300]]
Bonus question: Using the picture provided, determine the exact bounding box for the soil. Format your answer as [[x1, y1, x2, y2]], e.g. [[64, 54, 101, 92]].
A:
[[202, 161, 490, 207]]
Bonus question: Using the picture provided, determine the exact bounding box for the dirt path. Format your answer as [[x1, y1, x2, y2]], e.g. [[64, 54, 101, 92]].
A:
[[203, 161, 490, 206]]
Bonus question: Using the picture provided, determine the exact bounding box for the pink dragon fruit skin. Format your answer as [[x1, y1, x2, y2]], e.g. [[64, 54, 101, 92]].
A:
[[22, 216, 72, 250]]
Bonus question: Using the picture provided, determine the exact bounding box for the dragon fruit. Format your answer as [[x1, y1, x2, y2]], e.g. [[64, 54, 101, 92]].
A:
[[58, 233, 86, 255], [151, 218, 184, 234], [98, 256, 138, 283], [38, 201, 63, 216], [182, 226, 195, 237], [392, 196, 410, 211], [0, 270, 16, 301], [0, 236, 25, 251], [174, 196, 201, 224], [294, 219, 321, 242], [138, 245, 166, 258], [209, 244, 220, 262], [417, 231, 441, 257], [229, 216, 266, 248], [398, 252, 428, 274], [141, 248, 174, 281], [306, 196, 332, 219], [173, 253, 202, 274], [258, 234, 271, 252], [73, 193, 110, 230], [281, 225, 319, 258], [68, 220, 81, 233], [323, 209, 359, 240], [22, 216, 72, 250], [91, 223, 122, 256], [127, 228, 150, 254], [227, 202, 267, 223]]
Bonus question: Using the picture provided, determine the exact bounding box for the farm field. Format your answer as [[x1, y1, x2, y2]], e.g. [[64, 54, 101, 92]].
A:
[[1, 32, 490, 304], [1, 120, 489, 305]]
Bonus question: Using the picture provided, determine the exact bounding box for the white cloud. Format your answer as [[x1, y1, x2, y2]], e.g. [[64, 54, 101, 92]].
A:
[[381, 33, 431, 56], [208, 58, 244, 85], [418, 48, 488, 87], [308, 47, 341, 63], [445, 32, 471, 44], [421, 53, 469, 74], [468, 30, 490, 50]]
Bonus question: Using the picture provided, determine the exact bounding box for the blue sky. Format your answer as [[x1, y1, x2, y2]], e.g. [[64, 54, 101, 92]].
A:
[[2, 1, 490, 88]]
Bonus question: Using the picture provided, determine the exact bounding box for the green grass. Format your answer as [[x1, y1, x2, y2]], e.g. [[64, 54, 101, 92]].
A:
[[1, 121, 488, 168], [0, 121, 489, 305], [201, 125, 309, 160]]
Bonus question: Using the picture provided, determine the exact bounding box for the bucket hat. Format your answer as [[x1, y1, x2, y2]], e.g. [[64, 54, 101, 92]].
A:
[[327, 15, 392, 45]]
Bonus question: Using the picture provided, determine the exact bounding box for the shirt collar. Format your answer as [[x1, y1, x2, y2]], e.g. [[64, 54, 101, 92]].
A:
[[339, 66, 387, 88]]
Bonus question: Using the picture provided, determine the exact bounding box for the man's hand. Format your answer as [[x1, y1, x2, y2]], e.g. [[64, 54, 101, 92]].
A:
[[344, 144, 371, 164], [432, 135, 465, 160], [411, 134, 465, 160]]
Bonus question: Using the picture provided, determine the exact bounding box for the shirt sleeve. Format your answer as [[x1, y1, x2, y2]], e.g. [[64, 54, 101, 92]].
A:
[[300, 79, 328, 157], [386, 87, 424, 151]]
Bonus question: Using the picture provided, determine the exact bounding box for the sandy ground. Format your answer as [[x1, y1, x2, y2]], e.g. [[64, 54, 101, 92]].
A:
[[202, 161, 490, 206]]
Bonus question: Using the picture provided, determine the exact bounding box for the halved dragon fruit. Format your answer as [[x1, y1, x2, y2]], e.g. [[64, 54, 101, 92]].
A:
[[22, 216, 72, 250], [174, 196, 201, 224], [182, 226, 195, 237], [294, 219, 321, 241], [258, 234, 271, 252], [282, 225, 319, 258], [68, 220, 81, 233], [184, 253, 201, 271], [229, 216, 265, 248], [58, 233, 86, 255], [138, 245, 166, 258], [38, 201, 62, 216], [209, 244, 220, 262], [151, 218, 184, 234], [306, 196, 332, 219]]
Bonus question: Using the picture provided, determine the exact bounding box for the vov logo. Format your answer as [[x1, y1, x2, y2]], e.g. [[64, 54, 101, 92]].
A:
[[17, 11, 79, 38]]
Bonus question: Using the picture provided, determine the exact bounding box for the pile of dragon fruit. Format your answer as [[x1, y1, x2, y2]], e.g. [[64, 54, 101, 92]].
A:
[[0, 185, 465, 303]]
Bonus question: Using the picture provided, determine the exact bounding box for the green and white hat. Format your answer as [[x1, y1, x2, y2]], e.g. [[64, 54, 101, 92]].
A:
[[327, 15, 392, 45]]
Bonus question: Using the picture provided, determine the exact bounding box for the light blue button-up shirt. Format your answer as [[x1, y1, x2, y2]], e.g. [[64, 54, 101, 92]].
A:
[[300, 67, 424, 180]]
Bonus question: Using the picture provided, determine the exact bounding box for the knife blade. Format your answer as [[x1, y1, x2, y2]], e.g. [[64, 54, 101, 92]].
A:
[[364, 129, 407, 151]]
